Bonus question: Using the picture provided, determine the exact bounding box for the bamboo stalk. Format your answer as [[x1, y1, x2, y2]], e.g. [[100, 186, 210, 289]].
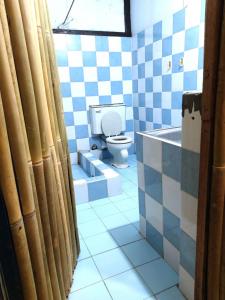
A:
[[0, 94, 37, 300], [0, 15, 54, 300], [42, 0, 80, 263]]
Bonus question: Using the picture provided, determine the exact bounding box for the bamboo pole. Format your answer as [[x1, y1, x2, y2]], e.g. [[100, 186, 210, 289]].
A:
[[42, 0, 80, 262], [0, 94, 36, 300], [4, 1, 63, 299], [0, 18, 52, 300], [33, 0, 72, 293]]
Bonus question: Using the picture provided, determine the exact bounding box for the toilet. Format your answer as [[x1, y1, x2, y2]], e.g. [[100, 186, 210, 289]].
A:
[[89, 103, 132, 168]]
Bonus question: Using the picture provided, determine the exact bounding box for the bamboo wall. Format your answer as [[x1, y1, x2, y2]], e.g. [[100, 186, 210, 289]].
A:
[[0, 0, 79, 299]]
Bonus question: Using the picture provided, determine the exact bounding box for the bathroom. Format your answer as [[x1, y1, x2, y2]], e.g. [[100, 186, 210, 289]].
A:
[[51, 0, 204, 299], [3, 0, 224, 299]]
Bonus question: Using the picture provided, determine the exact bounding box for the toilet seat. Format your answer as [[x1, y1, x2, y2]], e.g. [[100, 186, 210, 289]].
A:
[[106, 135, 132, 144]]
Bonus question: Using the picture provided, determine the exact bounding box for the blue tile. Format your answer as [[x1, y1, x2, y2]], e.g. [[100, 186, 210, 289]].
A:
[[162, 143, 181, 182], [124, 94, 132, 106], [198, 47, 204, 69], [162, 109, 171, 125], [156, 286, 185, 300], [88, 179, 108, 201], [146, 108, 153, 122], [163, 208, 181, 250], [171, 92, 183, 109], [145, 44, 153, 61], [153, 21, 162, 42], [69, 67, 84, 82], [97, 67, 110, 81], [60, 82, 71, 97], [153, 59, 162, 76], [85, 82, 98, 96], [75, 125, 89, 139], [138, 188, 145, 217], [64, 112, 74, 126], [153, 93, 162, 108], [78, 209, 98, 224], [105, 269, 153, 300], [184, 71, 197, 91], [95, 36, 109, 51], [180, 230, 196, 278], [172, 53, 184, 73], [67, 35, 81, 51], [85, 232, 117, 256], [126, 120, 134, 131], [185, 26, 199, 50], [83, 51, 97, 66], [138, 63, 145, 78], [109, 224, 142, 246], [70, 282, 111, 300], [79, 219, 106, 238], [70, 258, 101, 291], [136, 134, 143, 162], [162, 36, 172, 57], [56, 50, 68, 66], [99, 96, 111, 105], [132, 50, 138, 65], [122, 239, 160, 267], [140, 121, 146, 131], [181, 148, 200, 198], [137, 31, 145, 48], [146, 78, 153, 92], [144, 165, 162, 203], [133, 79, 138, 93], [122, 38, 131, 51], [111, 81, 123, 95], [109, 52, 122, 66], [153, 124, 162, 130], [146, 222, 164, 256], [73, 97, 86, 111], [139, 93, 145, 107], [162, 75, 172, 92], [122, 67, 132, 80], [78, 239, 91, 261], [136, 258, 178, 294], [93, 248, 132, 279], [173, 9, 185, 33], [133, 107, 139, 120], [68, 139, 77, 153]]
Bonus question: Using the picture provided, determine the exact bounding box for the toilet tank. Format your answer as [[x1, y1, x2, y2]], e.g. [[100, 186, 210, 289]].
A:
[[89, 103, 126, 135]]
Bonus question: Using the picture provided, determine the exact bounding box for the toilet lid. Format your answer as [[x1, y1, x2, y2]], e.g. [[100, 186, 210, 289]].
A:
[[101, 111, 122, 136]]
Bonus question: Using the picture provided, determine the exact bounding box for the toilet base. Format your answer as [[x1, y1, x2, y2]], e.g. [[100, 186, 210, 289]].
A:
[[112, 163, 129, 169]]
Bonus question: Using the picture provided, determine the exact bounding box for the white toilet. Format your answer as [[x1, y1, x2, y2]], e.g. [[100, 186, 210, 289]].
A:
[[89, 103, 132, 168]]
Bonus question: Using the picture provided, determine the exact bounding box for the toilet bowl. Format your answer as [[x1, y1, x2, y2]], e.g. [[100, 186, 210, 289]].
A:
[[106, 135, 132, 168], [89, 103, 133, 168]]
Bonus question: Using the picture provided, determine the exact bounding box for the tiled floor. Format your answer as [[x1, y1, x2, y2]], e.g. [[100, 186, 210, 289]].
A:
[[69, 155, 185, 300]]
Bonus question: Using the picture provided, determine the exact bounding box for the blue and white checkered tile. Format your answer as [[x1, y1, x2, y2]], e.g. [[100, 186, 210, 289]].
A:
[[136, 131, 182, 273], [74, 152, 122, 204], [54, 34, 134, 162], [132, 0, 205, 132]]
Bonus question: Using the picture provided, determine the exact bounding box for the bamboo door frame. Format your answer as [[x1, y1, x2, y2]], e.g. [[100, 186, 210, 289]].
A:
[[195, 0, 225, 299]]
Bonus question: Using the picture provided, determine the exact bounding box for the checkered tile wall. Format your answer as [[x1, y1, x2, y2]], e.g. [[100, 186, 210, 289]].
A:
[[132, 0, 205, 132], [54, 34, 134, 163]]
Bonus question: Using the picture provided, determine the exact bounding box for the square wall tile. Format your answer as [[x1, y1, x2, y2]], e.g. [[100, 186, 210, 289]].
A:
[[163, 208, 181, 250], [173, 9, 185, 34], [146, 194, 163, 234], [153, 21, 162, 42], [138, 188, 146, 217], [180, 230, 196, 278], [88, 179, 108, 201], [146, 221, 164, 256], [162, 142, 181, 182], [144, 165, 163, 204]]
